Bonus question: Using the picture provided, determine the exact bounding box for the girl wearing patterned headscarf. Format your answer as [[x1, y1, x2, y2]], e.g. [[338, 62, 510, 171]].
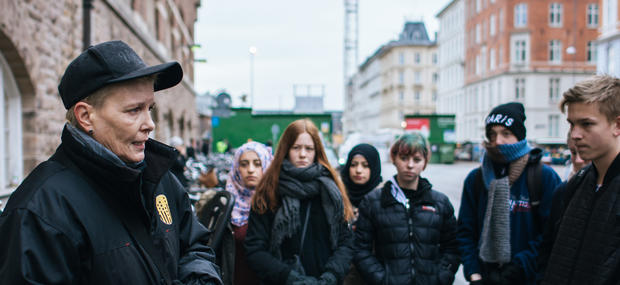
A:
[[225, 141, 273, 285]]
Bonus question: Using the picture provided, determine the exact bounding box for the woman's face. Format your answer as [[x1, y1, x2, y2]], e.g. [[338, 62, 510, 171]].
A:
[[349, 154, 370, 185], [393, 151, 426, 186], [90, 80, 155, 163], [238, 150, 263, 188], [569, 145, 590, 172], [288, 132, 315, 168]]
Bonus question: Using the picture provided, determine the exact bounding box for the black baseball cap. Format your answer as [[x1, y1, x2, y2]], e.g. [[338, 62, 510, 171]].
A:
[[58, 40, 183, 109]]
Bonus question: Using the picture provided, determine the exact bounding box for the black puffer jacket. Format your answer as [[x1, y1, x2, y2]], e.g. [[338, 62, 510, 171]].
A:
[[0, 126, 222, 284], [354, 177, 460, 285]]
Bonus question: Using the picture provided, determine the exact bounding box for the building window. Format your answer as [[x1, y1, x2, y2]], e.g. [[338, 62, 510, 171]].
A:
[[608, 45, 616, 75], [604, 0, 618, 30], [476, 24, 481, 43], [515, 78, 525, 101], [490, 48, 496, 70], [549, 78, 560, 102], [499, 9, 505, 33], [399, 71, 404, 84], [548, 115, 560, 137], [549, 40, 562, 63], [414, 52, 421, 64], [513, 40, 527, 63], [549, 3, 563, 27], [399, 90, 404, 102], [399, 52, 405, 65], [587, 4, 599, 28], [432, 53, 438, 64], [415, 91, 421, 101], [476, 0, 481, 13], [587, 41, 597, 63], [0, 53, 24, 191], [490, 14, 496, 36], [432, 72, 438, 83], [432, 91, 438, 102], [514, 3, 527, 27], [414, 71, 421, 84]]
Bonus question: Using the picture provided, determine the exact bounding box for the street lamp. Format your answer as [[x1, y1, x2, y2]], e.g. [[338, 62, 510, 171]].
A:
[[249, 46, 257, 108]]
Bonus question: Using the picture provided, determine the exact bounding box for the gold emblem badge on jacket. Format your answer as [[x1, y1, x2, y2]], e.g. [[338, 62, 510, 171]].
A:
[[155, 195, 173, 225]]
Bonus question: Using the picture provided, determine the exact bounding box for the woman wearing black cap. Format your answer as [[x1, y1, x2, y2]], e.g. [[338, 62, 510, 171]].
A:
[[0, 41, 221, 284]]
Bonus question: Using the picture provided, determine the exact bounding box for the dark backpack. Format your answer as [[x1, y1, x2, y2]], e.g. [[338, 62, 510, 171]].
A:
[[473, 162, 543, 229]]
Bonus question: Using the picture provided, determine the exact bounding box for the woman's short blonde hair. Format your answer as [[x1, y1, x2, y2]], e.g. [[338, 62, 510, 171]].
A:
[[65, 75, 156, 127], [560, 75, 620, 122]]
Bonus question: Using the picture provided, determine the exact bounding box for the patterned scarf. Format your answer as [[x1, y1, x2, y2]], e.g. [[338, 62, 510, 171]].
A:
[[225, 142, 273, 227]]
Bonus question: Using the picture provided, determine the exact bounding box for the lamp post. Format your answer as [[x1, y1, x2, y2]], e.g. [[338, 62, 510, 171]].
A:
[[249, 46, 257, 108]]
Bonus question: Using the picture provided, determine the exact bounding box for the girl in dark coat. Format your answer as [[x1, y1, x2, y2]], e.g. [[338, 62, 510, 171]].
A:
[[244, 119, 355, 285], [354, 133, 460, 285], [340, 143, 383, 285]]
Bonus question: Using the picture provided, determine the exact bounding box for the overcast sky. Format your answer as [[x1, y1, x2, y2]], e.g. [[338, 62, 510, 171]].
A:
[[193, 0, 451, 111]]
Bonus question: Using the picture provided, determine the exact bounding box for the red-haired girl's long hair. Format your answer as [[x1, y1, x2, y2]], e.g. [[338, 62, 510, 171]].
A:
[[251, 119, 354, 222]]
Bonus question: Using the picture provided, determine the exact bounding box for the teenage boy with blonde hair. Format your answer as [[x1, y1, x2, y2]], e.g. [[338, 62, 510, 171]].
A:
[[542, 75, 620, 284]]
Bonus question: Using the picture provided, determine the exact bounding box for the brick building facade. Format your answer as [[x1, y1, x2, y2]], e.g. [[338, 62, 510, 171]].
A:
[[0, 0, 201, 193], [597, 0, 620, 76], [454, 0, 598, 143]]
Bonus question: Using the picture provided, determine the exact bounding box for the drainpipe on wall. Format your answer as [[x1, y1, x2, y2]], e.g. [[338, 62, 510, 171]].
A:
[[83, 0, 93, 51]]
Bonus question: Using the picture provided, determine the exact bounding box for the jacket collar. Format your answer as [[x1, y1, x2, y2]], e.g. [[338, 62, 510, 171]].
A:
[[380, 176, 433, 208], [593, 152, 620, 187], [55, 125, 178, 194]]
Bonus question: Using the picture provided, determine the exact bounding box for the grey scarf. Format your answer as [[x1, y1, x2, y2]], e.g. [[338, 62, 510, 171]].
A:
[[479, 147, 529, 264], [269, 160, 343, 259]]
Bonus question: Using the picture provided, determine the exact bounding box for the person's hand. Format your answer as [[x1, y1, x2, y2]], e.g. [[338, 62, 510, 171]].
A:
[[317, 272, 337, 285], [469, 273, 483, 285], [500, 262, 524, 285], [286, 270, 319, 285]]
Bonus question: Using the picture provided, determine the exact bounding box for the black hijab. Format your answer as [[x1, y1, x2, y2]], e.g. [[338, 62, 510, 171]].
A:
[[340, 143, 382, 207]]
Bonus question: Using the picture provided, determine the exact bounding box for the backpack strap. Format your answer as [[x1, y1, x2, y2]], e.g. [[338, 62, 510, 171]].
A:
[[527, 162, 543, 231], [527, 162, 543, 209]]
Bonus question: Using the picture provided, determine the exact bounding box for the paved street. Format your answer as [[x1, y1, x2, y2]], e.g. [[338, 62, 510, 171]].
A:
[[381, 160, 564, 284]]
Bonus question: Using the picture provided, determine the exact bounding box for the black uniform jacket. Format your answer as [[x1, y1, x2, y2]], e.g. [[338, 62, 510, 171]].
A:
[[353, 178, 460, 285], [0, 127, 222, 284]]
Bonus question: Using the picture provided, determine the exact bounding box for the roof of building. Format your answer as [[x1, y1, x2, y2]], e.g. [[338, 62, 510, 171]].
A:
[[359, 21, 436, 71], [436, 0, 460, 18]]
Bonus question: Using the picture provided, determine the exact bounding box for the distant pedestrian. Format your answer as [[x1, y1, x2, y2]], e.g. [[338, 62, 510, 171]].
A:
[[541, 75, 620, 285], [354, 133, 460, 285], [339, 143, 383, 284], [244, 119, 354, 284], [223, 141, 273, 285], [169, 136, 189, 188], [0, 40, 221, 284], [563, 132, 591, 181], [457, 102, 561, 285]]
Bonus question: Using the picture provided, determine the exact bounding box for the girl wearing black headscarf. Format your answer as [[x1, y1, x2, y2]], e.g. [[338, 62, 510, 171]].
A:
[[340, 143, 382, 285], [340, 143, 383, 210]]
